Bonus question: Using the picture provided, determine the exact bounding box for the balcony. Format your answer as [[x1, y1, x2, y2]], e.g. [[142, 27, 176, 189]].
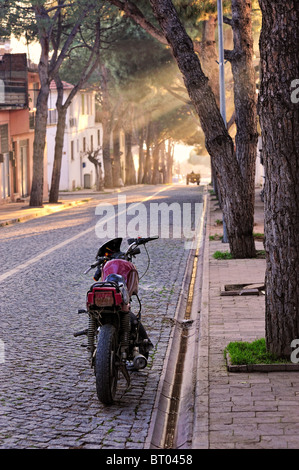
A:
[[0, 53, 28, 109], [0, 79, 28, 109]]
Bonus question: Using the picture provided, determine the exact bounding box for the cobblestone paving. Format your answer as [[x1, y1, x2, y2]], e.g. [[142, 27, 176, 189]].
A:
[[0, 185, 203, 449]]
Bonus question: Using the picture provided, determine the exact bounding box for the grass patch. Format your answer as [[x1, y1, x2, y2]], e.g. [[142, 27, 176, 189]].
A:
[[209, 233, 223, 241], [212, 249, 265, 260], [215, 219, 223, 226], [213, 250, 233, 260], [253, 232, 264, 240], [224, 338, 289, 365]]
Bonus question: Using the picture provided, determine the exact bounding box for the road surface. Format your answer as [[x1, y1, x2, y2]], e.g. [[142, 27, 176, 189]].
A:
[[0, 184, 204, 449]]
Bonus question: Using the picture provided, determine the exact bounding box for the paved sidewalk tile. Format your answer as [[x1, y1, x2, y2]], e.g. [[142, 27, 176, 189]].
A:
[[193, 189, 299, 449]]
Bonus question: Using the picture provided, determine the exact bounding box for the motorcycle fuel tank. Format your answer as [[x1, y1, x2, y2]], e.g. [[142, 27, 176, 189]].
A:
[[102, 259, 139, 296]]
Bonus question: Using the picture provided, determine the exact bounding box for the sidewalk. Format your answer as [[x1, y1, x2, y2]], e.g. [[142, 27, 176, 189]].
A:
[[0, 185, 144, 228], [193, 188, 299, 449]]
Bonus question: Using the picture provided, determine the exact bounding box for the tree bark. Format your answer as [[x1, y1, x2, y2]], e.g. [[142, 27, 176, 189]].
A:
[[142, 121, 152, 184], [225, 0, 258, 250], [112, 125, 122, 187], [100, 64, 114, 188], [29, 33, 50, 207], [200, 15, 220, 106], [150, 0, 256, 258], [49, 77, 66, 203], [258, 0, 299, 357], [102, 124, 114, 188], [137, 126, 145, 184], [124, 129, 136, 185], [151, 123, 160, 184], [200, 15, 220, 196], [165, 139, 174, 184]]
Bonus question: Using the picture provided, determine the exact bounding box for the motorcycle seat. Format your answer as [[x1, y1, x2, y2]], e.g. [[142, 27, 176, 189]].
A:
[[105, 273, 126, 287]]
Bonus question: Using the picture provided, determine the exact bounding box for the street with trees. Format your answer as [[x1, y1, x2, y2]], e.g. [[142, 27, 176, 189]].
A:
[[2, 0, 299, 357], [1, 0, 99, 206], [104, 0, 299, 357]]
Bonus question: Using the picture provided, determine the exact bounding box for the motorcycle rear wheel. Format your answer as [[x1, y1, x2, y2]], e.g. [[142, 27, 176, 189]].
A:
[[95, 324, 119, 405]]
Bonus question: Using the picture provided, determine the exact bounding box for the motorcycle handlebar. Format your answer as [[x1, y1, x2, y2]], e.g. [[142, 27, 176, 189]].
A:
[[127, 236, 159, 246], [84, 257, 108, 275], [85, 238, 159, 274]]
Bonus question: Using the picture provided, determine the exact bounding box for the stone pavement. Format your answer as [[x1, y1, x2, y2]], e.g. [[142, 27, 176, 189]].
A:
[[192, 188, 299, 449]]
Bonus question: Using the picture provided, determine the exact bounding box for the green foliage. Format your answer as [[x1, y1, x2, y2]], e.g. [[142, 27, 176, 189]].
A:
[[212, 250, 232, 259], [224, 338, 288, 365]]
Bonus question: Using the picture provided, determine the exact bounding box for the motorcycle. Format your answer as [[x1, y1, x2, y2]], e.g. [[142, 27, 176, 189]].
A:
[[74, 236, 158, 405]]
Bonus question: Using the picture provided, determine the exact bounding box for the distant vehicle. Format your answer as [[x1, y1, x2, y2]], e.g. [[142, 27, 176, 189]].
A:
[[186, 171, 200, 185]]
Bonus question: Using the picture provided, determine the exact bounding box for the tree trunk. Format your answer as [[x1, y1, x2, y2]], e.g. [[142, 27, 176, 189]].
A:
[[100, 64, 114, 189], [49, 106, 67, 203], [30, 83, 49, 207], [165, 139, 174, 184], [150, 0, 256, 258], [112, 126, 121, 187], [125, 129, 136, 185], [29, 36, 50, 207], [102, 123, 114, 189], [151, 134, 160, 185], [142, 121, 152, 184], [258, 0, 299, 357], [200, 15, 220, 106], [138, 126, 145, 184], [49, 77, 66, 204], [225, 0, 258, 251]]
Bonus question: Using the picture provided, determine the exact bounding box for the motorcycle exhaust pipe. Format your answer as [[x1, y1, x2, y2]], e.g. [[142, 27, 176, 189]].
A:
[[132, 347, 147, 370]]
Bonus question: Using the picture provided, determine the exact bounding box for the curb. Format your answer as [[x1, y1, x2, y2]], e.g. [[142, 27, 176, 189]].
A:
[[191, 194, 211, 449], [145, 186, 208, 450], [225, 353, 299, 372], [0, 198, 92, 228]]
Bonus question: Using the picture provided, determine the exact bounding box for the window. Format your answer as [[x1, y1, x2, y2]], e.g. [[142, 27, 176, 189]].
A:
[[97, 129, 101, 146], [90, 135, 93, 151], [81, 94, 85, 115], [71, 140, 74, 161], [83, 137, 86, 152], [0, 124, 8, 153]]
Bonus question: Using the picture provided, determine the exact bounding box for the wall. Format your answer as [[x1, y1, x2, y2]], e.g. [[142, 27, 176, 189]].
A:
[[46, 87, 103, 192]]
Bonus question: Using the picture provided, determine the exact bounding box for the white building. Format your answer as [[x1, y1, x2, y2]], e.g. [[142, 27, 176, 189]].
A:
[[46, 81, 103, 191]]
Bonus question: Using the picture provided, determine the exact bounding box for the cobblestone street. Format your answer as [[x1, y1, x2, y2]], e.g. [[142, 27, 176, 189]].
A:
[[0, 185, 203, 449]]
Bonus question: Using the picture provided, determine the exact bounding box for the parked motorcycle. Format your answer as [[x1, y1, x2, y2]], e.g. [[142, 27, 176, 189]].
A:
[[74, 236, 158, 405]]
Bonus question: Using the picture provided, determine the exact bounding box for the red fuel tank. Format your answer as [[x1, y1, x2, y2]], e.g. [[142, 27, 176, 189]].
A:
[[102, 259, 139, 297]]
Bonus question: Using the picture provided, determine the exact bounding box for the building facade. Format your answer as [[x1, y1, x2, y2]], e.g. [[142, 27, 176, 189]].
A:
[[0, 53, 44, 203], [46, 82, 104, 192]]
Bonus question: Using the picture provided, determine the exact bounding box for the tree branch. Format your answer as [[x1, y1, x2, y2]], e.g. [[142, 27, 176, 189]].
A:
[[106, 0, 168, 45], [164, 86, 191, 105]]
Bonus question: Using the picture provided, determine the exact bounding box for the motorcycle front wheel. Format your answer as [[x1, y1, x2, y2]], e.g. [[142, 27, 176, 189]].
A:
[[95, 324, 119, 405]]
